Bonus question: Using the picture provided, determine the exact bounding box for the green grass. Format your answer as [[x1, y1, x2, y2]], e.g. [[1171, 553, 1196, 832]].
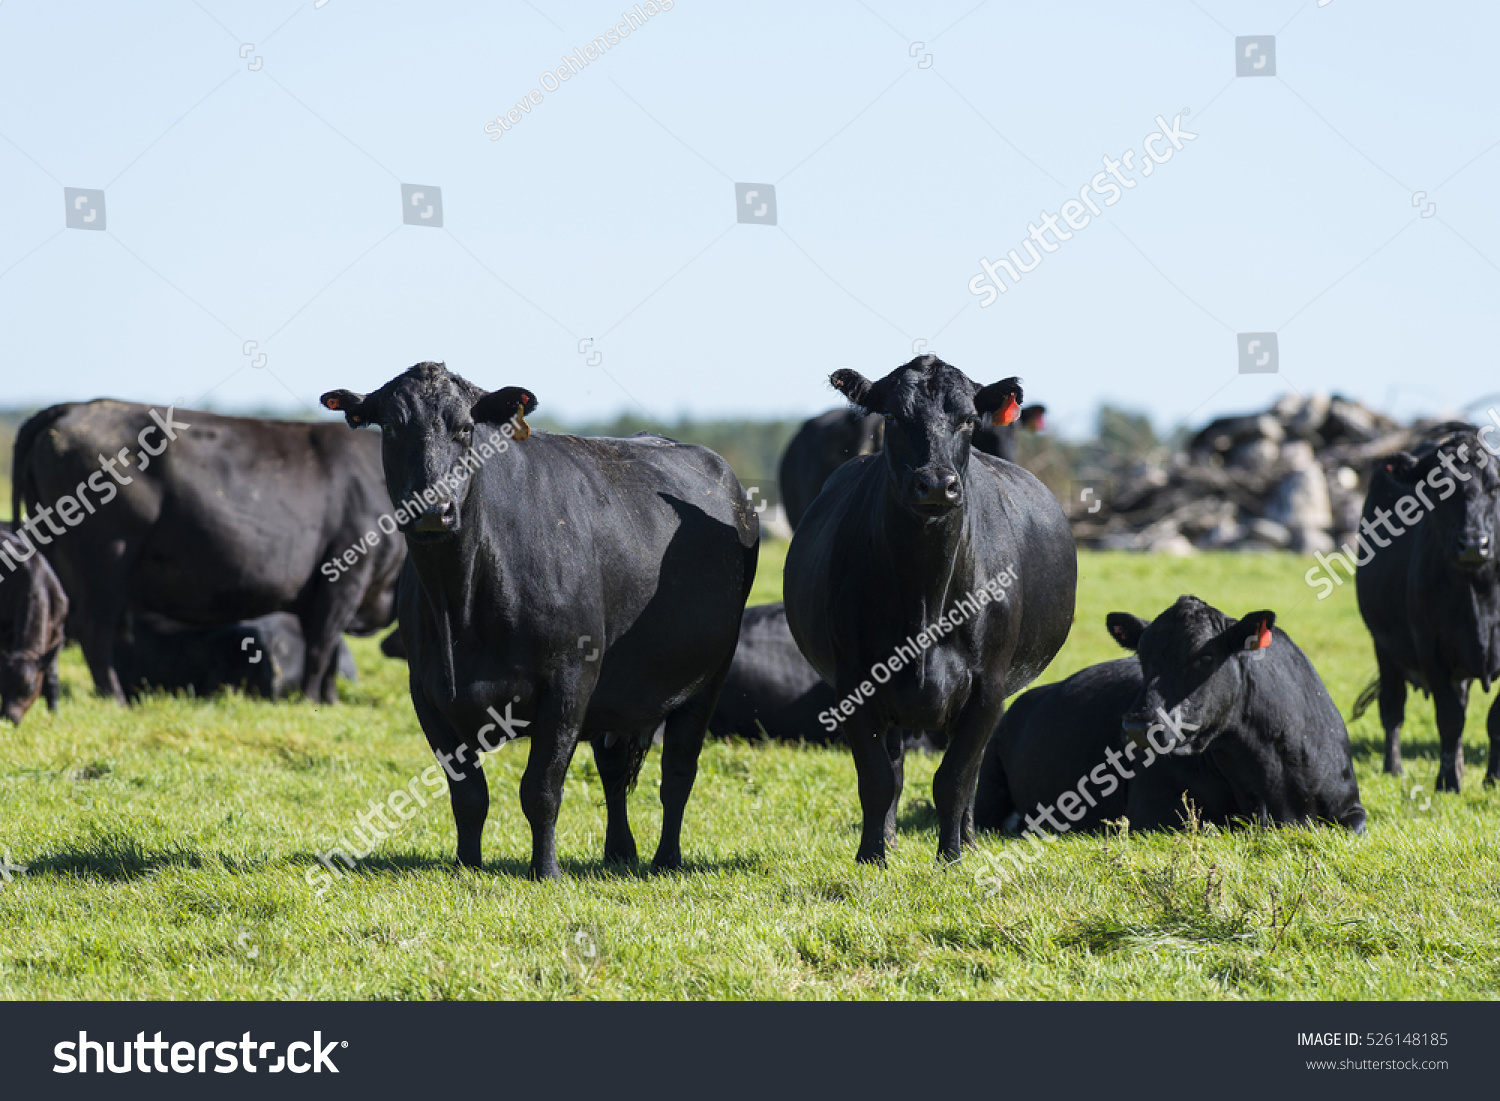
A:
[[3, 546, 1499, 1000]]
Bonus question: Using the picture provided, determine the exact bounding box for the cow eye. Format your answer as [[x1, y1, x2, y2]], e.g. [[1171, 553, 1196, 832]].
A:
[[456, 424, 474, 441], [1193, 652, 1214, 670], [961, 415, 977, 429]]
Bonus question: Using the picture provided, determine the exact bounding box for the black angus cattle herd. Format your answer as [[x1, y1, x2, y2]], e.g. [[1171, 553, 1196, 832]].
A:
[[0, 353, 1482, 876]]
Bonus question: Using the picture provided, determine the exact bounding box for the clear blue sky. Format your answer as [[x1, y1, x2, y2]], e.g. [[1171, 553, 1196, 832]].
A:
[[1, 0, 1495, 438]]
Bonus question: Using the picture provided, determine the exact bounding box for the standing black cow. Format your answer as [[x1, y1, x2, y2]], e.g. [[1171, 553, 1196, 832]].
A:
[[321, 362, 758, 879], [11, 401, 404, 702], [783, 355, 1076, 865], [976, 600, 1365, 834], [0, 524, 68, 725], [1354, 427, 1500, 791]]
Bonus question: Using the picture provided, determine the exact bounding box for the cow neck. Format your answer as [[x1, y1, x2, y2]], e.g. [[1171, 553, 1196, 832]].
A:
[[877, 479, 972, 680]]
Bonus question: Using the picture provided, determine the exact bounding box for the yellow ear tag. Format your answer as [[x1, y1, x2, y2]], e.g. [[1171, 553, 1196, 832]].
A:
[[512, 411, 531, 441]]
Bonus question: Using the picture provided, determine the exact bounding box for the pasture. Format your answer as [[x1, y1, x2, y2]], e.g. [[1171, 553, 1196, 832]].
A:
[[2, 545, 1498, 1000]]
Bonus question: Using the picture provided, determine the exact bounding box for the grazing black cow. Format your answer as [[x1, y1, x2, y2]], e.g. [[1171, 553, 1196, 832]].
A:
[[321, 362, 758, 879], [975, 600, 1366, 834], [11, 401, 404, 703], [113, 611, 357, 701], [783, 355, 1077, 865], [0, 524, 68, 725], [1353, 427, 1500, 791], [780, 403, 1045, 531], [779, 408, 884, 530]]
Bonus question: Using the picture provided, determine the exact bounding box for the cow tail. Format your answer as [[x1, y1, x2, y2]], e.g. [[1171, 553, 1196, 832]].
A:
[[1351, 674, 1381, 721], [11, 403, 72, 524], [623, 731, 652, 794]]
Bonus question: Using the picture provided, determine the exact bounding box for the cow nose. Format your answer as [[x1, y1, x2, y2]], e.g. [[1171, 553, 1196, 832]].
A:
[[1121, 717, 1150, 747], [914, 471, 961, 508], [413, 500, 457, 533], [1458, 535, 1491, 567]]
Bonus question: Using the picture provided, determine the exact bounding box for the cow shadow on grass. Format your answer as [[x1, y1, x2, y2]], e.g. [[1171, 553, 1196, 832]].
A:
[[1346, 729, 1491, 769], [299, 850, 769, 883], [25, 841, 234, 882]]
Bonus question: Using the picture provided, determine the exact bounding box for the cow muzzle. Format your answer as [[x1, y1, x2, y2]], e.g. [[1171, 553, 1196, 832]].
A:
[[910, 470, 961, 514], [411, 499, 458, 536]]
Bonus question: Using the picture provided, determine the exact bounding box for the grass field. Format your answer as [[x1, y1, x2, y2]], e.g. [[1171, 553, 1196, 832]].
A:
[[3, 545, 1499, 1000]]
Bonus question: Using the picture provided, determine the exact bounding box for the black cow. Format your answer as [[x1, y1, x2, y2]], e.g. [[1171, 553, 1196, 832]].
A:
[[113, 611, 357, 701], [779, 403, 1044, 531], [708, 602, 942, 751], [975, 600, 1366, 834], [779, 408, 883, 530], [708, 603, 842, 744], [320, 362, 758, 879], [1354, 427, 1500, 790], [11, 400, 404, 703], [783, 355, 1077, 865], [0, 523, 68, 725]]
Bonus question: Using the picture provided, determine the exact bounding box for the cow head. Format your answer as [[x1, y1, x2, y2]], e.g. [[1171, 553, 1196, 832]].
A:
[[0, 651, 43, 725], [1107, 596, 1276, 754], [830, 355, 1021, 519], [321, 362, 536, 544], [1381, 429, 1500, 572]]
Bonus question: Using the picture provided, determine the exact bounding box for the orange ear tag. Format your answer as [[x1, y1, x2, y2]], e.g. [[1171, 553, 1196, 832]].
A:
[[512, 411, 531, 441], [999, 395, 1020, 426], [1257, 624, 1272, 649]]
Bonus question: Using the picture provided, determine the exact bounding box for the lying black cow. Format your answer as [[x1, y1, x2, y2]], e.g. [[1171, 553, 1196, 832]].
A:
[[113, 611, 357, 701], [708, 602, 941, 751], [1354, 426, 1500, 790], [709, 603, 842, 744], [0, 523, 68, 725], [779, 403, 1044, 531], [784, 355, 1076, 865], [12, 401, 404, 702], [321, 362, 758, 879], [975, 599, 1366, 834]]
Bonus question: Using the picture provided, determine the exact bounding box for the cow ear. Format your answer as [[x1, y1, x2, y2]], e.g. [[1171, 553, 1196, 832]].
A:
[[472, 386, 539, 441], [975, 377, 1024, 427], [320, 389, 380, 428], [1106, 612, 1149, 651], [830, 369, 880, 413], [1223, 610, 1276, 654], [1020, 404, 1045, 431]]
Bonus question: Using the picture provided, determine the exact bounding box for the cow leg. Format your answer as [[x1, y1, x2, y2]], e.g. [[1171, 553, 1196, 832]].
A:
[[75, 590, 127, 703], [410, 692, 488, 868], [43, 659, 60, 712], [299, 582, 363, 704], [844, 711, 897, 866], [1375, 647, 1408, 776], [1433, 680, 1469, 793], [933, 691, 1007, 864], [654, 689, 719, 872], [592, 733, 640, 866], [1487, 693, 1500, 787], [520, 698, 585, 881], [884, 728, 906, 847]]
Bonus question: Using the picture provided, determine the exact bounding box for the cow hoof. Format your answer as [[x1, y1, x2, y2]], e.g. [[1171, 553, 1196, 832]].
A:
[[650, 852, 682, 873], [1435, 772, 1461, 794], [854, 848, 887, 868], [1382, 761, 1403, 776], [603, 846, 638, 867]]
